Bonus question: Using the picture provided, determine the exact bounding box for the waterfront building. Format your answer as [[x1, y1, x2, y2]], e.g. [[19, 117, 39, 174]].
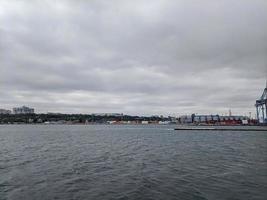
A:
[[179, 114, 250, 125], [193, 115, 220, 124], [0, 109, 11, 114], [179, 115, 193, 123], [13, 106, 34, 114]]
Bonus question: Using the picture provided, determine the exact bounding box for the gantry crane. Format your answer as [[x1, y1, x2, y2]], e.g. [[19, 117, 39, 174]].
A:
[[255, 82, 267, 124]]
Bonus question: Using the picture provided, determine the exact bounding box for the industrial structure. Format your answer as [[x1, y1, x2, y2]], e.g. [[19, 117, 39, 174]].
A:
[[13, 106, 34, 114], [255, 83, 267, 124], [178, 114, 251, 125]]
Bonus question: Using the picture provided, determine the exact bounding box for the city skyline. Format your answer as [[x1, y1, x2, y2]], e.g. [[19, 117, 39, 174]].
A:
[[1, 0, 267, 116], [0, 105, 256, 118]]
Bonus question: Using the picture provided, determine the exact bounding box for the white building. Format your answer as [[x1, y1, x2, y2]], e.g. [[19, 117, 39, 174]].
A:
[[13, 106, 34, 114]]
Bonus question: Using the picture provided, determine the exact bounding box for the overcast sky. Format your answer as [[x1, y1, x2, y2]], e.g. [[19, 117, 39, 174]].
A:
[[0, 0, 266, 116]]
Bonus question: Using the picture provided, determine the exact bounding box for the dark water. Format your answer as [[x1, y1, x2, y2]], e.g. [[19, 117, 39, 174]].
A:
[[0, 125, 266, 200]]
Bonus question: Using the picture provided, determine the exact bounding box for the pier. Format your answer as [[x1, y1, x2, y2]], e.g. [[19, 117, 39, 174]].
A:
[[174, 127, 267, 131]]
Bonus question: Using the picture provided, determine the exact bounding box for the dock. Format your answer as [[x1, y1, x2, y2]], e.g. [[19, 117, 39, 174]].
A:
[[174, 127, 267, 131]]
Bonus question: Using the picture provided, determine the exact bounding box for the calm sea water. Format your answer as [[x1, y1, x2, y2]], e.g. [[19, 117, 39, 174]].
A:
[[0, 125, 266, 200]]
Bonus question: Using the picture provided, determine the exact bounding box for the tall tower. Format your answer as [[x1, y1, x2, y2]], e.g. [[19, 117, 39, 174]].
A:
[[255, 82, 267, 124]]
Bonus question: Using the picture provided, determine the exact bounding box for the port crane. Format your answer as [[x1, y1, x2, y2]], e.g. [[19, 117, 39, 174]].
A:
[[255, 82, 267, 124]]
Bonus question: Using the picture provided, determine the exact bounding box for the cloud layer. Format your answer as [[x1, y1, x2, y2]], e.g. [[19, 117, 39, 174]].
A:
[[1, 0, 267, 116]]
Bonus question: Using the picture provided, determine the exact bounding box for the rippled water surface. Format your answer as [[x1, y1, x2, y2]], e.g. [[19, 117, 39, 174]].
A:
[[0, 125, 266, 200]]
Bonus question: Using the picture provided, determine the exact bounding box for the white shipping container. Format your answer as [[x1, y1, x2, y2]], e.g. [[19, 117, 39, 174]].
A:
[[141, 121, 149, 124]]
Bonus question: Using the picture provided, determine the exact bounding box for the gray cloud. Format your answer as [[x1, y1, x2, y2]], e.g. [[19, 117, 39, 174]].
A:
[[0, 0, 266, 116]]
